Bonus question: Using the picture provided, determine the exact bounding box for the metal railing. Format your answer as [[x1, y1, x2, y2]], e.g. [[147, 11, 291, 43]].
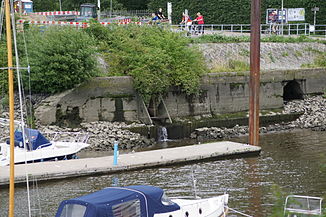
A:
[[170, 23, 326, 37], [313, 25, 326, 38], [101, 9, 151, 18]]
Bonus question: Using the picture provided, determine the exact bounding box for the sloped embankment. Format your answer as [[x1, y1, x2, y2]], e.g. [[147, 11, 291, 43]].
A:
[[198, 42, 326, 70]]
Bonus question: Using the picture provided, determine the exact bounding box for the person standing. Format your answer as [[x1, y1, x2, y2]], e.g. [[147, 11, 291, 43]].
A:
[[194, 12, 204, 34], [270, 10, 278, 34], [180, 12, 193, 34], [156, 8, 165, 20]]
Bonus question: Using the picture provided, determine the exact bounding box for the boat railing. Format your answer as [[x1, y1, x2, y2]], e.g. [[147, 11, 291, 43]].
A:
[[44, 132, 89, 144], [284, 195, 323, 216], [35, 142, 52, 150]]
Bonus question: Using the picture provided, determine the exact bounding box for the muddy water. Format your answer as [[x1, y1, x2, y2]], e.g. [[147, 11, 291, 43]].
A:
[[0, 129, 325, 217]]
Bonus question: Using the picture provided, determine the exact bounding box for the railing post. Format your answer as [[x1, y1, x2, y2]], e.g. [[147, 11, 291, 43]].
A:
[[231, 24, 233, 32], [221, 24, 223, 31], [297, 24, 299, 35], [288, 24, 291, 35]]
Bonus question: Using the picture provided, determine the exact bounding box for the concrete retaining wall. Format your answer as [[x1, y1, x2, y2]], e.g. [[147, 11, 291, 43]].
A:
[[35, 68, 326, 125], [198, 42, 326, 70]]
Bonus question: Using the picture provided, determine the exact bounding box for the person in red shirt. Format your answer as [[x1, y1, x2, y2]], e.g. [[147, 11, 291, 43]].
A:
[[194, 12, 204, 34]]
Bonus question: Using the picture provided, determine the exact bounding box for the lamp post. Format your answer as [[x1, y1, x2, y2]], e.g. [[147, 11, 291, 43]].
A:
[[312, 7, 319, 26], [59, 0, 62, 11]]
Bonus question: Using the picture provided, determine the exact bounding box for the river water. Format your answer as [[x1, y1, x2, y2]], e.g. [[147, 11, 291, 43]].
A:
[[0, 129, 325, 217]]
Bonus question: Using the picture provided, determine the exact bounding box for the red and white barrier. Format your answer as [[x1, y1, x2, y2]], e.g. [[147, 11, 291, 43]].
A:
[[17, 19, 143, 27], [18, 19, 89, 27], [33, 11, 80, 16]]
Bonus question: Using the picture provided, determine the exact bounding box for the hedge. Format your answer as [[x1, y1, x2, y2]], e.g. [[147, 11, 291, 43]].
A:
[[148, 0, 326, 25]]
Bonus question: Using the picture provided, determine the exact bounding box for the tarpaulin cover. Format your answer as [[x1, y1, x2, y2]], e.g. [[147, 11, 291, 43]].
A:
[[55, 185, 180, 217]]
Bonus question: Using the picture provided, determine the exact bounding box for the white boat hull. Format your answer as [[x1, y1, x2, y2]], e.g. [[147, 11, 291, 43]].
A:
[[155, 194, 229, 217], [0, 141, 89, 166]]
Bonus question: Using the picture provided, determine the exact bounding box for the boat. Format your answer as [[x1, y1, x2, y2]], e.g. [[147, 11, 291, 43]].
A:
[[284, 195, 323, 216], [55, 185, 229, 217], [0, 121, 90, 166]]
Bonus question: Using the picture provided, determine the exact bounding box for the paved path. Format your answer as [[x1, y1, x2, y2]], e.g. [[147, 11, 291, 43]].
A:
[[0, 141, 261, 185]]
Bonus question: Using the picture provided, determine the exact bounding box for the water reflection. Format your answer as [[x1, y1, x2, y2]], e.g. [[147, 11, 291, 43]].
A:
[[0, 129, 325, 216]]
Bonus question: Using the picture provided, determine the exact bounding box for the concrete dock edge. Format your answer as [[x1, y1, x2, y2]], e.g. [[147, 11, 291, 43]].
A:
[[0, 141, 261, 186]]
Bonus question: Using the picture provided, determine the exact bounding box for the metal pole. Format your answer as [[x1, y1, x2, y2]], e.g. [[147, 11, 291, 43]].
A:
[[5, 0, 15, 215], [97, 0, 101, 20], [249, 0, 261, 146], [59, 0, 62, 11], [110, 0, 112, 18], [314, 10, 316, 26], [281, 0, 284, 35]]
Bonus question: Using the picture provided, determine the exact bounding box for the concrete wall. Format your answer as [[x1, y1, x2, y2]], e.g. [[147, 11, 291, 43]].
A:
[[35, 69, 326, 125]]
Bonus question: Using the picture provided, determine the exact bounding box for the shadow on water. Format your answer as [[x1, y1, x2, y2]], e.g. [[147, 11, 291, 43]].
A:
[[0, 129, 326, 216]]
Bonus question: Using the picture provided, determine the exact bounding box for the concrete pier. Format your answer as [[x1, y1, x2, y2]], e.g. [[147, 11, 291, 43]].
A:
[[0, 141, 261, 185]]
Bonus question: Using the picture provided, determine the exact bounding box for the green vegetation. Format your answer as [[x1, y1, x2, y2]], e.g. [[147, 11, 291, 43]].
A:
[[239, 49, 250, 57], [228, 60, 249, 71], [85, 24, 206, 101], [211, 60, 250, 73], [281, 52, 289, 57], [268, 52, 276, 63], [294, 50, 303, 58], [19, 26, 98, 94], [191, 34, 326, 44], [270, 185, 288, 217], [190, 34, 250, 43], [33, 0, 125, 12], [0, 41, 8, 92], [301, 51, 326, 68]]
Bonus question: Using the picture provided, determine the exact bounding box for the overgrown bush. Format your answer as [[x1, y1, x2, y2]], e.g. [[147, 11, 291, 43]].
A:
[[19, 26, 98, 94], [86, 24, 206, 101], [190, 34, 326, 44]]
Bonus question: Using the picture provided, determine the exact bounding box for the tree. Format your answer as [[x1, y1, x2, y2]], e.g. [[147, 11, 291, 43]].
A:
[[19, 26, 98, 94]]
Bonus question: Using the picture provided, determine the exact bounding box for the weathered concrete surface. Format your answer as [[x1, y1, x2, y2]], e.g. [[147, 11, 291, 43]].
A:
[[35, 76, 138, 125], [35, 68, 326, 125], [0, 141, 261, 185], [197, 42, 326, 70]]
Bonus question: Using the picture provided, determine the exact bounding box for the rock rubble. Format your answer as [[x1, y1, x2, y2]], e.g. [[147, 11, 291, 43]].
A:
[[190, 96, 326, 140], [36, 122, 154, 151]]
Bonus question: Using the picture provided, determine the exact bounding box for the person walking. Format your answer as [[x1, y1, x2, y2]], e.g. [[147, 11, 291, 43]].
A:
[[180, 12, 193, 35], [194, 12, 204, 34]]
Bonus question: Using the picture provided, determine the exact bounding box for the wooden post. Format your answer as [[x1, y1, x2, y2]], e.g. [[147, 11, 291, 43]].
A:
[[249, 0, 261, 146]]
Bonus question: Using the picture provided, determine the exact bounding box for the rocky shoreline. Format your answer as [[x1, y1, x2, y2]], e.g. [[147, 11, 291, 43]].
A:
[[190, 96, 326, 140], [0, 96, 325, 151]]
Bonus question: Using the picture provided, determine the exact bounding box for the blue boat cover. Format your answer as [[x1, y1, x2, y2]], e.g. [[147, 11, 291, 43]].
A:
[[12, 128, 51, 150], [55, 185, 180, 217]]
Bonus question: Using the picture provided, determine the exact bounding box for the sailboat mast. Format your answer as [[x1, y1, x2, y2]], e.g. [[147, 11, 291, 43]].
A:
[[5, 0, 15, 216]]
